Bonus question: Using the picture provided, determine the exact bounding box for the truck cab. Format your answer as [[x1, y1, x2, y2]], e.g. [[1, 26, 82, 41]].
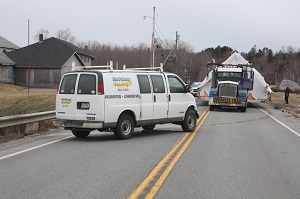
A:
[[208, 63, 254, 112]]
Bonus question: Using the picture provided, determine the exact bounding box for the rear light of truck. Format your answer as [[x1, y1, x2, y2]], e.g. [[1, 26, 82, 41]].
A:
[[98, 83, 104, 94]]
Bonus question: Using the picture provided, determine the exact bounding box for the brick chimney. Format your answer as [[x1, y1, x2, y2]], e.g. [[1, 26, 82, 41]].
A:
[[39, 34, 43, 42]]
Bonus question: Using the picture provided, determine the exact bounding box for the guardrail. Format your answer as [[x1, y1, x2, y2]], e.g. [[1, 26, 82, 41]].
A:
[[0, 111, 56, 129]]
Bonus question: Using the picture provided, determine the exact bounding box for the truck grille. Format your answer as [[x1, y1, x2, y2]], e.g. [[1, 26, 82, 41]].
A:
[[219, 84, 237, 98]]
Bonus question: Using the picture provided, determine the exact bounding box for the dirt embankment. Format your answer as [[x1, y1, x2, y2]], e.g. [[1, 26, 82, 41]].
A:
[[267, 92, 300, 117]]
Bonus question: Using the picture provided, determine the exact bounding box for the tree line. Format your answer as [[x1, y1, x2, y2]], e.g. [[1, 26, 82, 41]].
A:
[[36, 28, 300, 86]]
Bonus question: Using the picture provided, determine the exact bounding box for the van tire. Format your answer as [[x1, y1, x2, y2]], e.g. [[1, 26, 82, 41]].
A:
[[142, 125, 156, 130], [181, 109, 196, 132], [114, 114, 134, 139], [72, 131, 90, 138]]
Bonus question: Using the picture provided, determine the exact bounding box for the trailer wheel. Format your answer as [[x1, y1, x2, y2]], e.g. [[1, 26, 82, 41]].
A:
[[181, 109, 196, 132], [114, 114, 134, 139], [142, 125, 156, 130], [72, 130, 90, 138]]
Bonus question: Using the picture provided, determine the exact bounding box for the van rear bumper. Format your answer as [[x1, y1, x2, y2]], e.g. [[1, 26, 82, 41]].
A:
[[53, 119, 103, 129]]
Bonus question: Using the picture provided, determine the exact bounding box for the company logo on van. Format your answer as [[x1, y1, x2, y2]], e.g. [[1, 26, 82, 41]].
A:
[[113, 77, 132, 88], [61, 98, 72, 105]]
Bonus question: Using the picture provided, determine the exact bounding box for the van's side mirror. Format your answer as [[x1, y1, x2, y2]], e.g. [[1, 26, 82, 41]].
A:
[[184, 84, 190, 93]]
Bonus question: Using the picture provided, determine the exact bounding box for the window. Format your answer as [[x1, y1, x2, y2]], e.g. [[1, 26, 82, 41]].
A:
[[150, 75, 165, 93], [137, 75, 151, 93], [168, 75, 185, 93], [77, 74, 96, 95], [59, 74, 77, 94]]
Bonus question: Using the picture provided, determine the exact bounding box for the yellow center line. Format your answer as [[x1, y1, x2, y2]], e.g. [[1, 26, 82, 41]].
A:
[[128, 133, 190, 199], [145, 110, 210, 198], [128, 109, 210, 199]]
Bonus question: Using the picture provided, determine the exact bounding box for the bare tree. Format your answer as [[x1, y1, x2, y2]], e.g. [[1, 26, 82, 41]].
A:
[[55, 28, 76, 44]]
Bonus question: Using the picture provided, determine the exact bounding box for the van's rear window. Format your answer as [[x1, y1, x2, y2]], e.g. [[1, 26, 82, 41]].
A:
[[59, 74, 77, 94], [77, 74, 96, 95]]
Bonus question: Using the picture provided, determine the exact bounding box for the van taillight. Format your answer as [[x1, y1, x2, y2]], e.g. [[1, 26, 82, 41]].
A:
[[98, 83, 104, 94]]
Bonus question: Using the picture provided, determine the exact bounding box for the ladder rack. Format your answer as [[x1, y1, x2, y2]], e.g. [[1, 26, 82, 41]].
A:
[[123, 63, 164, 72], [73, 61, 113, 71]]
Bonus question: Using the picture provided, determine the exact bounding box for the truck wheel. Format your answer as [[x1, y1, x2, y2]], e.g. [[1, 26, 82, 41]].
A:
[[114, 114, 134, 139], [209, 105, 215, 111], [181, 109, 196, 132], [72, 130, 90, 138], [142, 125, 156, 130], [240, 107, 247, 112]]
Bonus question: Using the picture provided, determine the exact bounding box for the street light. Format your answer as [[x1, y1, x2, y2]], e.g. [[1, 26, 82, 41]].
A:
[[143, 7, 156, 68]]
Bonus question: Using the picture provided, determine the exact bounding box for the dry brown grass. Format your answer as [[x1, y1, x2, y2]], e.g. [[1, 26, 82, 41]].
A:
[[0, 83, 56, 116], [267, 91, 300, 115]]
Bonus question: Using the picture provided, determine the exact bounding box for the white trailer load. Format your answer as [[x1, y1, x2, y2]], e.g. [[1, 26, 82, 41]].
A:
[[198, 52, 272, 102]]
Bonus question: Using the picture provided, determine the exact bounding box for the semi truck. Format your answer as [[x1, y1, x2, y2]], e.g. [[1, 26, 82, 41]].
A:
[[198, 52, 272, 112], [207, 62, 253, 112]]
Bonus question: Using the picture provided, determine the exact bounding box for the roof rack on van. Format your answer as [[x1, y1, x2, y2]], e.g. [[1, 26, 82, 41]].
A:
[[73, 61, 113, 71], [123, 63, 164, 72]]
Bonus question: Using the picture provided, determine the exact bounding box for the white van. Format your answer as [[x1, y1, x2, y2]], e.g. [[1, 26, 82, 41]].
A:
[[54, 65, 199, 139]]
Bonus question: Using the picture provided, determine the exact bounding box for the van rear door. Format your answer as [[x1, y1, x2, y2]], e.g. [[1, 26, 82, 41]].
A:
[[56, 72, 104, 122], [56, 73, 78, 120], [75, 73, 103, 121]]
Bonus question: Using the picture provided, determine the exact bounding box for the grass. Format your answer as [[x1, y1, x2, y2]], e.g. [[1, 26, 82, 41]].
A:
[[0, 83, 56, 116]]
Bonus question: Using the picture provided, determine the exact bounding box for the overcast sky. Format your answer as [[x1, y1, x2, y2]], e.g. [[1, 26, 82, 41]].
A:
[[2, 0, 300, 53]]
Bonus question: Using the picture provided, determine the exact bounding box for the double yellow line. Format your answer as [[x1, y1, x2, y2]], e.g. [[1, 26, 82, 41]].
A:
[[128, 109, 210, 199]]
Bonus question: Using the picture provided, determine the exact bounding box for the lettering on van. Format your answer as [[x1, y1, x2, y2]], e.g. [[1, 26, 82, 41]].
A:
[[61, 98, 72, 105], [124, 94, 140, 98], [105, 95, 122, 99], [112, 77, 132, 88], [104, 94, 140, 99]]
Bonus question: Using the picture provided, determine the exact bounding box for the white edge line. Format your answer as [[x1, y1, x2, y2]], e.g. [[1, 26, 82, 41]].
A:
[[259, 107, 300, 138], [0, 135, 73, 161]]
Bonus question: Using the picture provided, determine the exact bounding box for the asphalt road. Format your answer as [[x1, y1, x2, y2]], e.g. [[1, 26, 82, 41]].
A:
[[0, 102, 299, 199]]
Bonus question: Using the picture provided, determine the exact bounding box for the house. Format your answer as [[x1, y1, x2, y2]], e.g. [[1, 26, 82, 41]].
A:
[[5, 36, 94, 88], [0, 36, 19, 83]]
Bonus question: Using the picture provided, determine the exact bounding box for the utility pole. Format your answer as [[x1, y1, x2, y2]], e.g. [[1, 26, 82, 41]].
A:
[[27, 19, 30, 95], [175, 31, 179, 74], [144, 7, 156, 68], [151, 7, 156, 68]]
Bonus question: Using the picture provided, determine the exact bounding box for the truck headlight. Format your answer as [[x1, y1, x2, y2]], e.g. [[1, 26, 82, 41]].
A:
[[209, 89, 218, 95]]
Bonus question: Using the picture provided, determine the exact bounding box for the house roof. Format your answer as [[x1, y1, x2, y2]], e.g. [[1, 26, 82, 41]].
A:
[[0, 51, 15, 65], [5, 37, 94, 68], [0, 36, 19, 50]]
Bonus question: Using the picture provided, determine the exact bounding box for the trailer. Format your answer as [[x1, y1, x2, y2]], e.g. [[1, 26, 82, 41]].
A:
[[198, 52, 272, 112]]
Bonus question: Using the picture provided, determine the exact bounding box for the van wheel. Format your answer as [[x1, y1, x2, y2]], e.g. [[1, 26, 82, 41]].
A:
[[142, 125, 156, 130], [72, 130, 90, 138], [181, 109, 196, 132], [114, 114, 134, 139], [209, 105, 215, 111]]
